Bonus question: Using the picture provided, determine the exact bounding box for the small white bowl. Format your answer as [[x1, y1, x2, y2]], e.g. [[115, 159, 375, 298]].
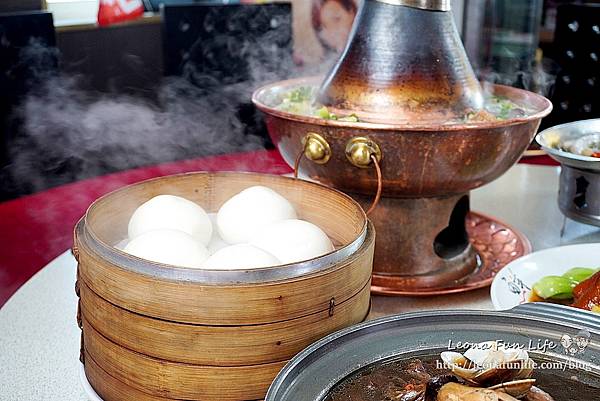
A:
[[490, 243, 600, 310]]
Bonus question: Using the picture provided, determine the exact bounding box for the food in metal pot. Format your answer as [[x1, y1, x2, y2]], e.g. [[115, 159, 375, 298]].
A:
[[323, 340, 600, 400], [275, 86, 528, 124], [440, 341, 535, 390], [544, 132, 600, 158], [276, 86, 359, 122]]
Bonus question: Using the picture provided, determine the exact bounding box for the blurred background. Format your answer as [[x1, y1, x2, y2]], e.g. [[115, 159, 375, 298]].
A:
[[1, 0, 600, 201]]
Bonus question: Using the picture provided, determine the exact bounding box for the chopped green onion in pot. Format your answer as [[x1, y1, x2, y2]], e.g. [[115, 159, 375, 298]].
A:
[[338, 114, 360, 122], [316, 106, 332, 119]]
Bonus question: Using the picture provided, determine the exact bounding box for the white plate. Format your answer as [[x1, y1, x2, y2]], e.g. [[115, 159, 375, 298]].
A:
[[491, 243, 600, 310], [79, 363, 104, 401]]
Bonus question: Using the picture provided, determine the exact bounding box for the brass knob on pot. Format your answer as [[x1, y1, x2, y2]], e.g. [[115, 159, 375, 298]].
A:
[[345, 137, 382, 168], [302, 132, 331, 165]]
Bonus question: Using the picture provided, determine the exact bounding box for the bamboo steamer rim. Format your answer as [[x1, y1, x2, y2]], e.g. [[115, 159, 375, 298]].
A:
[[80, 171, 368, 285]]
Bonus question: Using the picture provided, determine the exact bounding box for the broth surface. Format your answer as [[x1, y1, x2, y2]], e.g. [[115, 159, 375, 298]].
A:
[[273, 86, 531, 124], [325, 355, 600, 401]]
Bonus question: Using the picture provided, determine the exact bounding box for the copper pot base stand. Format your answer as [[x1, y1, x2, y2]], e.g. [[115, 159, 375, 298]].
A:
[[370, 211, 532, 296]]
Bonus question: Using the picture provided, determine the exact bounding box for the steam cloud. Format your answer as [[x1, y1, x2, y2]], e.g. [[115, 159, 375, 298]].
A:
[[12, 72, 266, 193], [2, 12, 334, 198]]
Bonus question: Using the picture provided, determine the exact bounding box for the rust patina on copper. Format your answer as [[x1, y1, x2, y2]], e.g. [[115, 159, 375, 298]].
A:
[[253, 78, 551, 293], [254, 78, 552, 198]]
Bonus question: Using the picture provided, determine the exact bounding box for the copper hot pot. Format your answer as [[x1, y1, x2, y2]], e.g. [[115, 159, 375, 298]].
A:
[[253, 0, 552, 294]]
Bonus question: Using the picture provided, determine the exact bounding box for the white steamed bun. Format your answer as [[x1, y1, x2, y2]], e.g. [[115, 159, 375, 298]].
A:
[[202, 244, 280, 270], [216, 186, 297, 244], [250, 219, 334, 264], [124, 229, 209, 268], [207, 213, 229, 254], [128, 195, 212, 245]]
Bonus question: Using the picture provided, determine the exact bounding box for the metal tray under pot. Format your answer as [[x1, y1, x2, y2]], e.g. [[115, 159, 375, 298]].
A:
[[266, 303, 600, 401]]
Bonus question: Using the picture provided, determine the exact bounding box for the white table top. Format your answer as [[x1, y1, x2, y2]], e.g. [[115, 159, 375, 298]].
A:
[[1, 164, 599, 400]]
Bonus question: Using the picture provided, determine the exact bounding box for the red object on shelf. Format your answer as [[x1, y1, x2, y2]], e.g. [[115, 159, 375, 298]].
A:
[[0, 150, 291, 307], [98, 0, 144, 26]]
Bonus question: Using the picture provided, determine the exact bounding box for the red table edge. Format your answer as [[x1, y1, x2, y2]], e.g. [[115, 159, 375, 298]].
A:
[[0, 151, 557, 308]]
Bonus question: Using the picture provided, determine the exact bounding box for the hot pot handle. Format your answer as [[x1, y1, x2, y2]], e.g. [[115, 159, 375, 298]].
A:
[[294, 134, 384, 215], [344, 137, 384, 215]]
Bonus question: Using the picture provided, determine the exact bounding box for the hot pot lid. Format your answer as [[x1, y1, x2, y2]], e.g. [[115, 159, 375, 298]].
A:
[[266, 303, 600, 401], [536, 118, 600, 172]]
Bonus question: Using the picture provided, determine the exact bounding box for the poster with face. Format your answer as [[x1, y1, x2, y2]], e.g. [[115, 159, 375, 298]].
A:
[[292, 0, 360, 65]]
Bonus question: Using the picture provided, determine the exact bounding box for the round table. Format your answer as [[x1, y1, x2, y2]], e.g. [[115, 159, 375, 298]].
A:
[[1, 163, 599, 400]]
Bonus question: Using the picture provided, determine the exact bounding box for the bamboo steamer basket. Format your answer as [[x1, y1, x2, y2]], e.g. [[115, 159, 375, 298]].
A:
[[73, 172, 375, 401]]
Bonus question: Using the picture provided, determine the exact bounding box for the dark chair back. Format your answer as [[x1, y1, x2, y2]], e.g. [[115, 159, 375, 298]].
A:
[[0, 1, 44, 13], [545, 3, 600, 127], [161, 3, 293, 149], [0, 11, 56, 200]]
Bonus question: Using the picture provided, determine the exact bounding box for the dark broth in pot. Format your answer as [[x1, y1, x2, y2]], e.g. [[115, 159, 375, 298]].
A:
[[325, 354, 600, 401]]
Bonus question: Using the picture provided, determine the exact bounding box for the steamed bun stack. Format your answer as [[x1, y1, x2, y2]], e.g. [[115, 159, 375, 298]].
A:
[[121, 186, 335, 270]]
